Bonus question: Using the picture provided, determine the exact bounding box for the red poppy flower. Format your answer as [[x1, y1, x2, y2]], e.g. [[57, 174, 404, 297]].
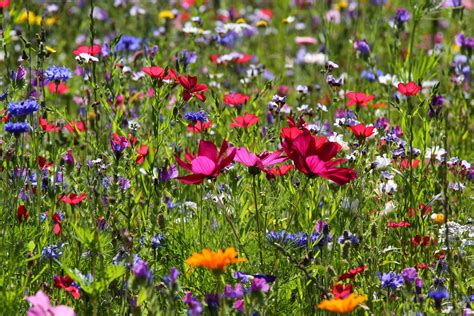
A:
[[338, 265, 367, 281], [223, 92, 250, 106], [48, 82, 69, 94], [387, 221, 411, 228], [400, 158, 419, 171], [73, 44, 101, 56], [187, 120, 212, 133], [175, 139, 236, 185], [346, 92, 375, 107], [178, 75, 208, 102], [265, 164, 294, 179], [40, 118, 61, 132], [17, 205, 29, 223], [280, 116, 308, 141], [60, 193, 87, 205], [282, 131, 357, 185], [52, 212, 62, 236], [38, 156, 54, 171], [54, 275, 80, 299], [64, 121, 85, 133], [398, 82, 421, 96], [135, 145, 149, 164], [330, 284, 353, 299], [142, 66, 164, 79], [349, 124, 375, 139], [0, 0, 10, 9], [230, 113, 260, 128], [1, 109, 8, 122]]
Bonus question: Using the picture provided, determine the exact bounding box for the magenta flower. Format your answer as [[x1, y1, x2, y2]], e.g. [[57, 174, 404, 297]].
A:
[[234, 147, 287, 173], [175, 139, 236, 184], [26, 290, 75, 316]]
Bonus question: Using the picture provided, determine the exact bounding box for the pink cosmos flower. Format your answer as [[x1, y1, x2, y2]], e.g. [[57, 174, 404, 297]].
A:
[[282, 131, 357, 185], [175, 140, 236, 184], [26, 290, 75, 316], [234, 147, 287, 173]]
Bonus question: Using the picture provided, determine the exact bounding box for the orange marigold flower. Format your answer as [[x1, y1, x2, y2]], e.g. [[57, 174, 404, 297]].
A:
[[185, 247, 247, 272], [318, 294, 367, 314]]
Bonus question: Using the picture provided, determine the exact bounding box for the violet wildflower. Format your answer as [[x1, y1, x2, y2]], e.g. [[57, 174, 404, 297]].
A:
[[118, 177, 131, 190], [416, 277, 424, 294], [234, 299, 244, 313], [429, 95, 444, 118], [224, 284, 244, 299], [132, 259, 152, 281], [354, 39, 371, 56], [11, 65, 26, 83], [183, 291, 203, 316], [395, 8, 410, 26], [428, 288, 450, 309], [45, 65, 72, 82], [251, 278, 270, 293], [378, 272, 404, 291], [327, 74, 344, 87], [401, 267, 418, 283]]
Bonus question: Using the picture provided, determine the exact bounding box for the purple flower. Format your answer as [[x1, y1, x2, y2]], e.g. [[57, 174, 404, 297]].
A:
[[251, 278, 270, 293], [233, 299, 244, 313], [11, 65, 26, 82], [395, 8, 410, 25], [8, 99, 40, 117], [63, 150, 75, 166], [114, 35, 141, 53], [401, 267, 418, 283], [378, 272, 404, 291], [224, 284, 244, 299], [354, 39, 371, 56], [132, 259, 152, 281], [157, 165, 178, 182], [118, 177, 131, 190], [416, 277, 424, 294], [169, 267, 179, 286], [204, 293, 220, 312], [234, 271, 253, 283], [429, 288, 450, 308], [183, 292, 203, 316]]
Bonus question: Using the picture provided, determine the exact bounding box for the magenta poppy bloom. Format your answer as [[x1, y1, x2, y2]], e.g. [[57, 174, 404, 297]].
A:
[[178, 75, 208, 102], [175, 139, 236, 184]]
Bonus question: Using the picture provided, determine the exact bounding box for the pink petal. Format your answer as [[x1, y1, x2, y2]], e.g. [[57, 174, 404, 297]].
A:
[[198, 140, 218, 161], [191, 156, 216, 176], [49, 305, 76, 316], [235, 147, 258, 167], [305, 155, 327, 174]]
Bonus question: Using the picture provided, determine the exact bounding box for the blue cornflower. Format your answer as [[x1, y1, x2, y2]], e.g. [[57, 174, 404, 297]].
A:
[[428, 287, 450, 309], [395, 8, 411, 25], [8, 99, 40, 117], [151, 233, 166, 249], [4, 122, 31, 134], [310, 231, 332, 248], [338, 231, 360, 245], [45, 66, 72, 82], [114, 35, 141, 52], [42, 243, 63, 260], [184, 111, 208, 123], [179, 50, 197, 66], [378, 272, 404, 291], [0, 90, 7, 101]]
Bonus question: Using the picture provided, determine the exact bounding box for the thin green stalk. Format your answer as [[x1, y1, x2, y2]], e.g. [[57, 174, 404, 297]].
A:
[[252, 174, 264, 270]]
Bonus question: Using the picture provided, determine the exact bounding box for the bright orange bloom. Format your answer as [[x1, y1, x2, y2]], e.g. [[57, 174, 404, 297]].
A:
[[318, 294, 367, 314], [185, 247, 247, 271]]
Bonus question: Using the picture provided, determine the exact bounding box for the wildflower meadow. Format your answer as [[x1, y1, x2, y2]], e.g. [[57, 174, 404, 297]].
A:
[[0, 0, 473, 315]]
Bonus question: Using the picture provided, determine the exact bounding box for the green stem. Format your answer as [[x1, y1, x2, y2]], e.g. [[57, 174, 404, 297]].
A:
[[252, 174, 264, 270]]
